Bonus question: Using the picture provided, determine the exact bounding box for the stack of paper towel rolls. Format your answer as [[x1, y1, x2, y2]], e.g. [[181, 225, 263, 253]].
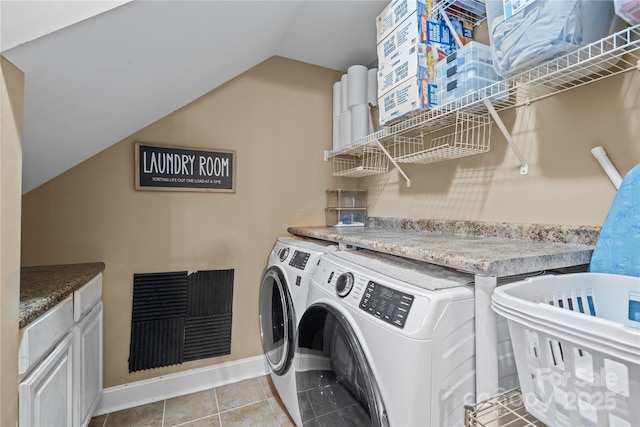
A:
[[332, 65, 378, 152]]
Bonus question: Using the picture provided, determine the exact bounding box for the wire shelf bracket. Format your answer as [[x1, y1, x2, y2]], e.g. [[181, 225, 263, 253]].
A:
[[374, 138, 411, 187], [483, 99, 528, 175]]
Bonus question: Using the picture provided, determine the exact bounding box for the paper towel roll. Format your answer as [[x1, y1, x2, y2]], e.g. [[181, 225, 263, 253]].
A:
[[333, 116, 341, 152], [367, 68, 378, 106], [340, 110, 352, 148], [332, 81, 341, 119], [340, 74, 348, 113], [347, 65, 368, 108], [351, 104, 369, 143]]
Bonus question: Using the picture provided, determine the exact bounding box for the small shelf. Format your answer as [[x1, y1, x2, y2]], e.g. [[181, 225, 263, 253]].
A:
[[326, 24, 640, 183], [326, 207, 367, 211], [330, 147, 389, 178], [391, 112, 492, 164]]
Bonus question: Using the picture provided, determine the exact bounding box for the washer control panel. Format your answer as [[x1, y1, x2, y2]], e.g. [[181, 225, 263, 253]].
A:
[[359, 281, 414, 328], [289, 250, 310, 270]]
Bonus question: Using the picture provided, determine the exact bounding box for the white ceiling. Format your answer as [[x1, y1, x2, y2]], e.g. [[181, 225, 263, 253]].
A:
[[1, 0, 387, 194]]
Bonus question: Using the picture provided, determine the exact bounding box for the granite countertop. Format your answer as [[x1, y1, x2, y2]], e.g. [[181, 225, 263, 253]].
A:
[[288, 218, 599, 278], [20, 262, 105, 328]]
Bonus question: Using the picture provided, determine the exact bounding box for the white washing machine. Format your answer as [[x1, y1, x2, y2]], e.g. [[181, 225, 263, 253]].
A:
[[258, 237, 337, 422], [293, 249, 479, 427]]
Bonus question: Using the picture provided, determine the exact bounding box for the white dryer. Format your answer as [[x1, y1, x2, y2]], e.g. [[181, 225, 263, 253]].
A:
[[293, 249, 478, 427], [258, 237, 336, 422]]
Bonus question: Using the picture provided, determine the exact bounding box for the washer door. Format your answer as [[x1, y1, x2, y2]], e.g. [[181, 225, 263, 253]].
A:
[[295, 303, 388, 427], [259, 267, 295, 375]]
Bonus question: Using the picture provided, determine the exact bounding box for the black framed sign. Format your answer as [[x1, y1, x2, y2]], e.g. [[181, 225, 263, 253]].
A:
[[135, 142, 235, 193]]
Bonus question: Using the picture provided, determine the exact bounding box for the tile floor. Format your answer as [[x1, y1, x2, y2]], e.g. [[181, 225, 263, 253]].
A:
[[88, 375, 295, 427]]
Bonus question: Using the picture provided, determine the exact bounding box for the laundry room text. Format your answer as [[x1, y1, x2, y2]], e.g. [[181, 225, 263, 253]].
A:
[[135, 142, 235, 193]]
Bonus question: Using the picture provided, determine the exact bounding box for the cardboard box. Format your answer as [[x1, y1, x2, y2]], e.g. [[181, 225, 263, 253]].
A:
[[377, 15, 455, 95], [375, 0, 476, 124], [378, 67, 438, 124], [376, 23, 454, 121], [377, 0, 475, 44], [376, 0, 421, 43]]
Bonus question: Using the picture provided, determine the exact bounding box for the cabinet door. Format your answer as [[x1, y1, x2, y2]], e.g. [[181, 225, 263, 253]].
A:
[[74, 301, 103, 427], [19, 332, 74, 427]]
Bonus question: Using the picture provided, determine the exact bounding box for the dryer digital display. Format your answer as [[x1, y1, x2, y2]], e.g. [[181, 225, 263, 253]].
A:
[[289, 251, 310, 270], [359, 281, 414, 328]]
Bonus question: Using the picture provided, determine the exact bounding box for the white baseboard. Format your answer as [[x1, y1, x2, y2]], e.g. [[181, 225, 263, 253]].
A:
[[95, 355, 269, 415]]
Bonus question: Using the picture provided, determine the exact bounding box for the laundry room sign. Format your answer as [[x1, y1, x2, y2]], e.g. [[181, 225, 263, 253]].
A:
[[135, 142, 235, 193]]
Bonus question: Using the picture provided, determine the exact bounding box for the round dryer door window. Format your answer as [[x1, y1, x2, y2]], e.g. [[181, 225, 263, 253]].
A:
[[259, 267, 294, 374], [295, 303, 388, 427]]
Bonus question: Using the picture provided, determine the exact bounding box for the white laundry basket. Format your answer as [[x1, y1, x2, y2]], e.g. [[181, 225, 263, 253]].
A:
[[492, 273, 640, 427]]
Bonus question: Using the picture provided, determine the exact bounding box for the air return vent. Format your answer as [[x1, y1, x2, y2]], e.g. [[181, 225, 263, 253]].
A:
[[128, 269, 233, 372], [184, 270, 234, 362]]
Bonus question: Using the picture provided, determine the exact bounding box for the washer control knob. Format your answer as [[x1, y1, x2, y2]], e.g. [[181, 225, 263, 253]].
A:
[[335, 272, 354, 298], [278, 247, 289, 262]]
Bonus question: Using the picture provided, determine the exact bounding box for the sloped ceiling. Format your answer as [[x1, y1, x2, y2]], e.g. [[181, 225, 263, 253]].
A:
[[1, 0, 386, 194]]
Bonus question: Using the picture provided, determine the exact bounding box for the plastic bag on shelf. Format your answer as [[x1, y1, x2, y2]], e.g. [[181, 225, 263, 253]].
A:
[[486, 0, 621, 77], [615, 0, 640, 25]]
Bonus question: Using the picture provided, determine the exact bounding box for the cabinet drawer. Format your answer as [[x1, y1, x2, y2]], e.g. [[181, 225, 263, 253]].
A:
[[18, 296, 74, 375], [74, 273, 102, 322]]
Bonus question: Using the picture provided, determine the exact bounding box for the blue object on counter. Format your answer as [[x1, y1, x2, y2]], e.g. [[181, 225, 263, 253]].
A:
[[589, 163, 640, 277]]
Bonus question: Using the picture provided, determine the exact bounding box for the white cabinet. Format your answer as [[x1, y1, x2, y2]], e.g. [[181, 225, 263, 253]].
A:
[[19, 273, 103, 427], [19, 333, 74, 427], [74, 301, 103, 427]]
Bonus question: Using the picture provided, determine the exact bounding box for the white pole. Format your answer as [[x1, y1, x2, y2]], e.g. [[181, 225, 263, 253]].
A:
[[475, 275, 499, 402], [591, 146, 622, 190]]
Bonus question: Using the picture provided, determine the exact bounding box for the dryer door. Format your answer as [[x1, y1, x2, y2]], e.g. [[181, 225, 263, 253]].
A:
[[259, 267, 295, 375], [295, 303, 388, 427]]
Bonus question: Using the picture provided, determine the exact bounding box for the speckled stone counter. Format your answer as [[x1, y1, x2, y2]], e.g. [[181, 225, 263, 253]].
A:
[[20, 262, 105, 328], [287, 218, 599, 277]]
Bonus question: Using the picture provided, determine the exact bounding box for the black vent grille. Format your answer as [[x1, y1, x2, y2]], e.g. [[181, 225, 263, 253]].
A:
[[129, 318, 185, 371], [132, 271, 188, 321], [128, 269, 233, 372], [187, 270, 234, 317], [183, 315, 233, 361]]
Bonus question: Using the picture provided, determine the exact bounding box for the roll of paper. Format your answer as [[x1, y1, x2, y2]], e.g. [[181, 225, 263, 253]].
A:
[[332, 81, 341, 119], [333, 116, 341, 152], [340, 110, 352, 148], [351, 104, 369, 143], [367, 68, 378, 106], [347, 65, 368, 108], [340, 74, 348, 113]]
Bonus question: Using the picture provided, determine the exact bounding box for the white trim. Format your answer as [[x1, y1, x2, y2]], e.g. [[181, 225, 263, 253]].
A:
[[95, 355, 269, 415]]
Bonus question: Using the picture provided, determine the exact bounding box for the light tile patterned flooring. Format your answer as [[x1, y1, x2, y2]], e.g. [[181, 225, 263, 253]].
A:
[[89, 375, 295, 427]]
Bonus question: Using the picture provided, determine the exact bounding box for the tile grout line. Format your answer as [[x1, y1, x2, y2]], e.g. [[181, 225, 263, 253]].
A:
[[214, 386, 223, 427], [218, 399, 271, 415], [171, 413, 218, 427], [259, 376, 277, 415]]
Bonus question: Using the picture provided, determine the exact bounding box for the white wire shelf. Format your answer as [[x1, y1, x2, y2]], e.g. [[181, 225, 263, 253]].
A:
[[464, 388, 546, 427], [391, 112, 492, 164], [438, 0, 487, 26], [331, 147, 389, 178], [326, 24, 640, 176]]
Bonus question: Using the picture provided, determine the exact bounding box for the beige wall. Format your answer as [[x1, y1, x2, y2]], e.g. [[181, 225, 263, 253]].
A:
[[362, 71, 640, 226], [1, 56, 24, 427], [19, 51, 640, 393], [21, 56, 345, 388]]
